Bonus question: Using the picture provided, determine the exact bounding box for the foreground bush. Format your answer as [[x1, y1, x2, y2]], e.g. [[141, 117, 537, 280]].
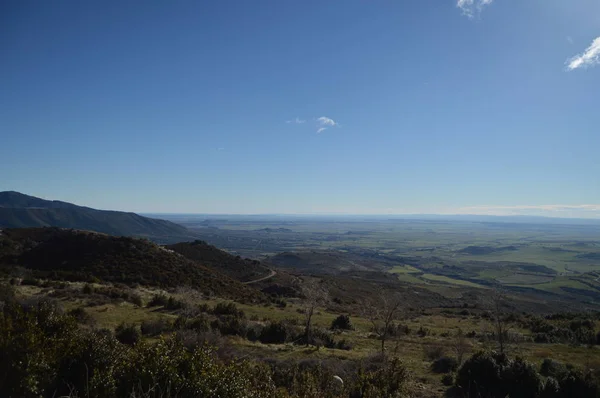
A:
[[0, 294, 415, 397], [0, 300, 278, 397], [455, 351, 600, 398]]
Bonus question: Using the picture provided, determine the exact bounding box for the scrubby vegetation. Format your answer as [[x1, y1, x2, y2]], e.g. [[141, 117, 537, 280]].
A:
[[0, 228, 263, 302], [0, 294, 412, 398], [2, 225, 600, 397]]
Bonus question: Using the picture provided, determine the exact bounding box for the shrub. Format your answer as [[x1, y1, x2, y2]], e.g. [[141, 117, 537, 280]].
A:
[[455, 352, 542, 398], [540, 359, 568, 379], [260, 320, 294, 344], [188, 315, 210, 332], [441, 373, 454, 386], [68, 307, 95, 325], [148, 293, 169, 307], [455, 351, 507, 397], [502, 357, 543, 398], [115, 323, 141, 346], [431, 356, 459, 374], [335, 338, 353, 350], [82, 283, 95, 294], [424, 345, 446, 361], [140, 318, 172, 336], [331, 314, 353, 330], [211, 315, 247, 337], [351, 356, 409, 397], [213, 302, 245, 318]]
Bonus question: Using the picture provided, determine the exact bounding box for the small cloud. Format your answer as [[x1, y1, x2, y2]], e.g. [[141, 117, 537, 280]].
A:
[[217, 147, 224, 151], [315, 116, 338, 133], [286, 117, 305, 124], [566, 36, 600, 70], [457, 0, 493, 19], [567, 36, 573, 44]]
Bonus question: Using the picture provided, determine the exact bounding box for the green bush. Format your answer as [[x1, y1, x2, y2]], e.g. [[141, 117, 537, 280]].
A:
[[114, 323, 141, 346], [140, 318, 172, 336], [148, 293, 169, 307], [331, 314, 353, 330], [211, 315, 247, 337], [431, 356, 458, 374], [540, 359, 568, 379], [213, 302, 245, 318], [260, 320, 294, 344], [456, 352, 544, 398], [441, 373, 454, 386]]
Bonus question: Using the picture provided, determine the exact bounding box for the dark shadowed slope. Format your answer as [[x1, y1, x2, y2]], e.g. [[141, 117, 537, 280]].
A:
[[167, 240, 272, 282], [0, 191, 192, 242], [0, 228, 264, 302]]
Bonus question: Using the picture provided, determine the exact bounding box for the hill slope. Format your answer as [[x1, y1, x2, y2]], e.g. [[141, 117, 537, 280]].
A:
[[167, 240, 272, 282], [0, 228, 263, 301], [0, 191, 191, 242]]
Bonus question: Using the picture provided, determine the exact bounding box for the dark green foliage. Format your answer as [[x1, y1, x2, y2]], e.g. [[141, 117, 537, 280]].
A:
[[454, 352, 600, 398], [416, 326, 429, 337], [541, 359, 568, 379], [0, 300, 80, 397], [115, 323, 141, 346], [0, 282, 16, 304], [331, 314, 353, 330], [0, 228, 263, 302], [213, 302, 245, 318], [82, 283, 94, 294], [527, 315, 597, 345], [167, 240, 271, 282], [431, 356, 459, 374], [68, 307, 95, 325], [140, 318, 173, 336], [188, 315, 210, 332], [502, 357, 543, 398], [335, 338, 353, 350], [148, 293, 169, 307], [0, 301, 281, 397], [210, 315, 248, 337], [423, 345, 446, 361], [442, 373, 454, 386], [260, 320, 295, 344], [352, 356, 409, 397], [455, 351, 510, 398]]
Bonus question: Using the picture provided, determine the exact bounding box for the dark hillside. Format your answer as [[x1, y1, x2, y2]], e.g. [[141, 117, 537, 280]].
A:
[[0, 228, 263, 302], [0, 191, 191, 242], [167, 240, 271, 282]]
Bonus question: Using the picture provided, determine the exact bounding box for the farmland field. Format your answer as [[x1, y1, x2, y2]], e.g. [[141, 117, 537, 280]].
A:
[[153, 214, 600, 311]]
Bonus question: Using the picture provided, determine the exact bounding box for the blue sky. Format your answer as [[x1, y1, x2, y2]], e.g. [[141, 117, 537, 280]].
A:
[[1, 0, 599, 217]]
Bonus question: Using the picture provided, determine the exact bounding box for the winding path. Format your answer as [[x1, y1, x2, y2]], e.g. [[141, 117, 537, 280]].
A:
[[243, 269, 277, 284]]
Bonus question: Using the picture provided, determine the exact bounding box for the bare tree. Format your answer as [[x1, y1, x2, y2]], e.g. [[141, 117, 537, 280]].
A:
[[491, 290, 509, 354], [363, 292, 403, 355], [453, 328, 471, 365], [299, 278, 328, 346]]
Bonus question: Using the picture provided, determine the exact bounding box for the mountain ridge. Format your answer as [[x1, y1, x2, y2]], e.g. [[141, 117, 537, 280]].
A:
[[0, 191, 191, 242]]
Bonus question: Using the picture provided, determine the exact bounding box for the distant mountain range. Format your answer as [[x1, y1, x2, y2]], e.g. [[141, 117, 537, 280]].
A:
[[0, 191, 192, 242]]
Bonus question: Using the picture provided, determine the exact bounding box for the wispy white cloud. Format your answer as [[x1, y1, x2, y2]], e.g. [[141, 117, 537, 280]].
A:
[[286, 117, 306, 124], [566, 36, 600, 70], [286, 115, 340, 133], [457, 0, 493, 18], [315, 116, 338, 133], [455, 204, 600, 218]]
